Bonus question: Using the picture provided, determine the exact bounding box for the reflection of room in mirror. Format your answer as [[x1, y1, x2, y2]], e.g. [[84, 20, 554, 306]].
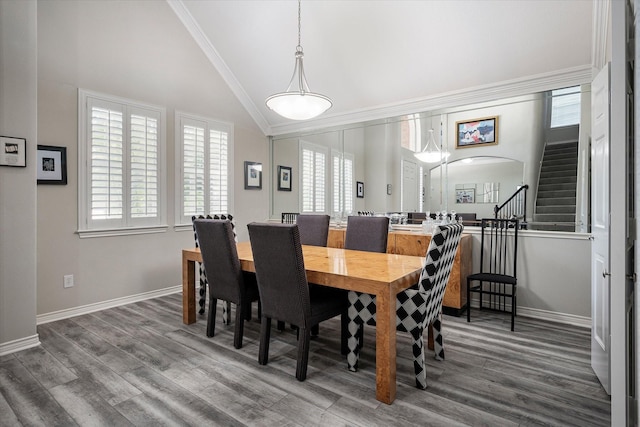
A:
[[454, 184, 476, 204], [270, 86, 589, 233], [479, 182, 500, 203]]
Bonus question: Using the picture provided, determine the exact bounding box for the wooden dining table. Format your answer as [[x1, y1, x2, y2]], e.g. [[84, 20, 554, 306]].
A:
[[182, 242, 425, 404]]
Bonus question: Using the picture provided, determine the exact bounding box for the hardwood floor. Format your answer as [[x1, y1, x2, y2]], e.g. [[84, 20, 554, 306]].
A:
[[1, 294, 610, 426]]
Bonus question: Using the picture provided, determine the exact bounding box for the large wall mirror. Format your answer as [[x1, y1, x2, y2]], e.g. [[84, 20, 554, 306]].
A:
[[270, 84, 591, 233]]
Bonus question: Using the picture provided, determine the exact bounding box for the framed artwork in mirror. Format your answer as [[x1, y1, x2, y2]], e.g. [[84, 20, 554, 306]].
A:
[[37, 145, 67, 185], [277, 165, 292, 191], [244, 161, 262, 190], [356, 181, 364, 198], [456, 116, 498, 148], [455, 188, 475, 204]]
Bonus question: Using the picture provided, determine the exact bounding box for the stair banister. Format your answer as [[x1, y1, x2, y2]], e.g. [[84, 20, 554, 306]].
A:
[[494, 184, 529, 227]]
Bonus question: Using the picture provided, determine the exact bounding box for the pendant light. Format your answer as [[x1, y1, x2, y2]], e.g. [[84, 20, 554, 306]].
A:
[[265, 0, 332, 120], [414, 128, 451, 163]]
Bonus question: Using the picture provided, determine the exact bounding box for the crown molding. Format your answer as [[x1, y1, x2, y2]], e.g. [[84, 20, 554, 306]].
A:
[[167, 0, 271, 135], [592, 0, 610, 72], [268, 65, 593, 136]]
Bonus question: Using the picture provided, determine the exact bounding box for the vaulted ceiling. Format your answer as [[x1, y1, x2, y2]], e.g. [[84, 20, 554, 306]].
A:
[[169, 0, 593, 136]]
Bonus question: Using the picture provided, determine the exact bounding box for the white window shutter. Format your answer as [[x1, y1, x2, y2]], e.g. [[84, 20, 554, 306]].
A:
[[130, 114, 158, 218], [90, 106, 124, 221], [80, 90, 166, 235], [177, 113, 232, 224], [182, 124, 206, 217]]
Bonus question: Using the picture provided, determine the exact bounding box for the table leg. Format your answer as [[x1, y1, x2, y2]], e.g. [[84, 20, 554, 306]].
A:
[[427, 323, 434, 351], [182, 254, 196, 324], [375, 288, 397, 404]]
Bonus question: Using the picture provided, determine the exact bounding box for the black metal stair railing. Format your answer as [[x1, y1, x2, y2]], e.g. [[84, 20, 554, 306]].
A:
[[494, 184, 529, 228]]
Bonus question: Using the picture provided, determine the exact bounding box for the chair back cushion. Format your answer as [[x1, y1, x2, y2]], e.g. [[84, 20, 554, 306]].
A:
[[418, 222, 464, 313], [296, 214, 330, 246], [193, 219, 244, 303], [344, 216, 389, 253], [247, 223, 310, 325], [192, 214, 236, 245], [419, 222, 464, 293]]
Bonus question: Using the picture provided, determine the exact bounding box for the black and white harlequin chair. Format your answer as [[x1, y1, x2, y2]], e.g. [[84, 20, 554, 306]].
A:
[[346, 222, 464, 389], [192, 214, 236, 322]]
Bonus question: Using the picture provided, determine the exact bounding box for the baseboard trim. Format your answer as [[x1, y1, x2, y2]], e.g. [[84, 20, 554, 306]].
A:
[[37, 285, 182, 325], [0, 334, 40, 357], [469, 299, 590, 328], [517, 306, 590, 328]]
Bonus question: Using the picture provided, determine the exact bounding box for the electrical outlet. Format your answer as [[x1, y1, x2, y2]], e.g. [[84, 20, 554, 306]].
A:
[[63, 275, 74, 288]]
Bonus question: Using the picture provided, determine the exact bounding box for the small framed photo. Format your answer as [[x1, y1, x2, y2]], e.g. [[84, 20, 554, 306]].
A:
[[244, 161, 262, 190], [356, 181, 364, 198], [37, 145, 67, 185], [0, 136, 26, 167], [456, 116, 498, 148], [455, 188, 475, 204], [277, 165, 292, 191]]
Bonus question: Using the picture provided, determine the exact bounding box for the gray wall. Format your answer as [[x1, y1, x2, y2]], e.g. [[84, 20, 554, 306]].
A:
[[36, 0, 268, 317], [0, 0, 38, 353], [468, 230, 591, 324]]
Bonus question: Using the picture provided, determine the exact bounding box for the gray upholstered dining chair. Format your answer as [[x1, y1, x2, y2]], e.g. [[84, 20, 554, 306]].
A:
[[295, 214, 330, 247], [346, 222, 464, 389], [193, 219, 260, 349], [191, 214, 236, 321], [247, 222, 348, 381], [344, 216, 389, 253], [282, 213, 331, 336]]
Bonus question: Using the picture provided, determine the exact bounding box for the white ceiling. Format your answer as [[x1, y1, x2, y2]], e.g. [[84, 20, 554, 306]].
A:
[[170, 0, 593, 136]]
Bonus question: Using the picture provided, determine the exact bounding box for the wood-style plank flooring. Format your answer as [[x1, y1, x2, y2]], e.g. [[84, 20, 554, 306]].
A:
[[0, 294, 610, 426]]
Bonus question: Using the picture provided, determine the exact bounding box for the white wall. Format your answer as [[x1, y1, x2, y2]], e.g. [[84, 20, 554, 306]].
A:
[[430, 160, 524, 219], [0, 0, 39, 354], [36, 0, 268, 317], [467, 229, 591, 323]]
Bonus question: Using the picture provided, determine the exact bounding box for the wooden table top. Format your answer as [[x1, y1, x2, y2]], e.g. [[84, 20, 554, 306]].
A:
[[234, 241, 424, 294]]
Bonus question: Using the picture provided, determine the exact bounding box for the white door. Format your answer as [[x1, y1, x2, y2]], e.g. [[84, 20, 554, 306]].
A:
[[402, 159, 418, 212], [591, 63, 611, 395]]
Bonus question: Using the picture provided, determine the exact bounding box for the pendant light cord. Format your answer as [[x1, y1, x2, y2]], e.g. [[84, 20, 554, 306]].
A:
[[297, 0, 302, 49]]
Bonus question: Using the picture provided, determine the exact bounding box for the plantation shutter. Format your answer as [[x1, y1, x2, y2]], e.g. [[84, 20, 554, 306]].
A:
[[209, 129, 228, 213], [90, 105, 124, 221], [300, 142, 327, 213], [130, 114, 158, 218], [182, 124, 206, 217]]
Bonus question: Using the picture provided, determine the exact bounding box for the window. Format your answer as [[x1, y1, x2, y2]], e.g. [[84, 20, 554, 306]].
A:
[[401, 113, 421, 152], [549, 86, 581, 128], [176, 112, 233, 225], [78, 90, 166, 236], [332, 150, 354, 215], [300, 141, 327, 213]]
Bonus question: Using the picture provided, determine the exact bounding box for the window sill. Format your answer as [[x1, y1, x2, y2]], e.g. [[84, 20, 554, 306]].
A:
[[76, 225, 169, 239]]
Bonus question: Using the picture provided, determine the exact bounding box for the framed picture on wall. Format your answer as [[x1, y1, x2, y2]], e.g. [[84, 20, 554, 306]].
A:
[[37, 145, 67, 185], [244, 161, 262, 190], [0, 136, 26, 167], [356, 181, 364, 198], [277, 165, 292, 191], [456, 116, 498, 148]]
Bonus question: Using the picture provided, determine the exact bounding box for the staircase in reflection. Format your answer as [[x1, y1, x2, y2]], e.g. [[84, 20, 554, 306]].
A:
[[532, 141, 578, 232]]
